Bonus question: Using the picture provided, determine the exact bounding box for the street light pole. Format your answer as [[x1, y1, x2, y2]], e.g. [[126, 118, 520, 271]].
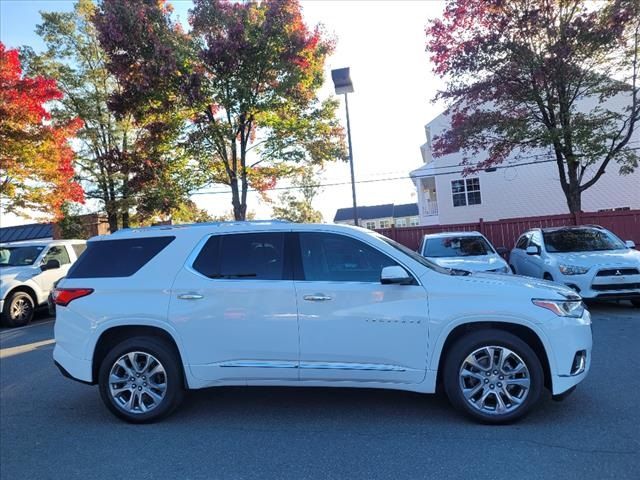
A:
[[343, 93, 358, 226], [331, 67, 358, 226]]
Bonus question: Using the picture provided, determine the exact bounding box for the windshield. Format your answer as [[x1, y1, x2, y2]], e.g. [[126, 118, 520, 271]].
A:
[[372, 233, 451, 275], [0, 245, 46, 267], [423, 235, 495, 257], [543, 229, 627, 253]]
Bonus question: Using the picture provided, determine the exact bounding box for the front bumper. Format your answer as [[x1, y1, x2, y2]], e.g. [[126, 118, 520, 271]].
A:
[[542, 311, 593, 395], [557, 270, 640, 300]]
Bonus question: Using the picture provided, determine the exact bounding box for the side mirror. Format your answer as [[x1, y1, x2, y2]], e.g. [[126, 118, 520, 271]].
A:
[[625, 240, 636, 249], [381, 265, 413, 285], [525, 245, 540, 256], [496, 247, 508, 256], [41, 259, 61, 271]]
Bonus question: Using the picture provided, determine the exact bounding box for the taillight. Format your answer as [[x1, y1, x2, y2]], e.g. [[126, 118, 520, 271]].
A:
[[53, 288, 94, 306]]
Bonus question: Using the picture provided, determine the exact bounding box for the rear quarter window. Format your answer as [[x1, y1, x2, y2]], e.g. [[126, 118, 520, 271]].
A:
[[71, 243, 87, 258], [66, 237, 175, 278]]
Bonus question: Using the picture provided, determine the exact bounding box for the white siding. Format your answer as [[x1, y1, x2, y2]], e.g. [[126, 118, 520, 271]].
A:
[[415, 93, 640, 225]]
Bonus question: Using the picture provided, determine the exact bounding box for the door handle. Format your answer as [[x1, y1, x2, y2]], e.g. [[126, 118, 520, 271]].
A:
[[303, 294, 332, 302], [177, 293, 204, 300]]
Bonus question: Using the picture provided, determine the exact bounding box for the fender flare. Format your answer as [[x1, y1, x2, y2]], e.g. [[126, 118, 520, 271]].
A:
[[429, 314, 555, 374]]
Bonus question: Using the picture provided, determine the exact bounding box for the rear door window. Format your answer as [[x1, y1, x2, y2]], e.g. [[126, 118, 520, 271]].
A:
[[192, 233, 286, 280], [42, 246, 71, 266], [66, 237, 175, 278]]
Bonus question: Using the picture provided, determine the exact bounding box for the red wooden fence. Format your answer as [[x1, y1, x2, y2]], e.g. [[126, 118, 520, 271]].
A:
[[376, 209, 640, 251]]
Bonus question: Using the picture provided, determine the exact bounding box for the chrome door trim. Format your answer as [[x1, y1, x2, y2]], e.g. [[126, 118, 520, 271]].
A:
[[299, 361, 406, 372], [219, 360, 298, 369]]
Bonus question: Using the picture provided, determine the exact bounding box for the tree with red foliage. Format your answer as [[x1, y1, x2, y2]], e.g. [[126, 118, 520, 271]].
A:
[[95, 0, 346, 220], [426, 0, 639, 213], [0, 42, 83, 218]]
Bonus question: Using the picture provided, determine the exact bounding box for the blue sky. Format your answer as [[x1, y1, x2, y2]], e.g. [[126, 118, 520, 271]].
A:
[[1, 0, 446, 224]]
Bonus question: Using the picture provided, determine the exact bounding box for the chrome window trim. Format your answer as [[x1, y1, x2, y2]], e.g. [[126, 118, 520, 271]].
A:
[[183, 229, 424, 287]]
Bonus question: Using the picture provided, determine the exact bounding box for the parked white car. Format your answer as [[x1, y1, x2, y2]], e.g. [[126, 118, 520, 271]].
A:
[[54, 222, 591, 424], [0, 240, 87, 327], [509, 226, 640, 306], [419, 231, 511, 273]]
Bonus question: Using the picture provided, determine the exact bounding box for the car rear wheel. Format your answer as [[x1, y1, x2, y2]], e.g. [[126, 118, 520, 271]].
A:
[[443, 329, 543, 424], [98, 337, 184, 423], [1, 291, 35, 328]]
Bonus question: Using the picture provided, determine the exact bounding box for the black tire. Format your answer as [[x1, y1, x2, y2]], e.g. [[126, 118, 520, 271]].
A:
[[1, 291, 35, 328], [543, 273, 554, 281], [631, 299, 640, 308], [98, 336, 184, 423], [443, 329, 543, 424]]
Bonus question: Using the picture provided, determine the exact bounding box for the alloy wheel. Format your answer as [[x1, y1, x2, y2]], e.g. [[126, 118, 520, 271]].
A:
[[458, 346, 531, 415], [108, 351, 168, 414], [11, 297, 33, 323]]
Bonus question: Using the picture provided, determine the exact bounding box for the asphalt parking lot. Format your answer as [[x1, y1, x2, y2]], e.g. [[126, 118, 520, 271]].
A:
[[1, 303, 639, 480]]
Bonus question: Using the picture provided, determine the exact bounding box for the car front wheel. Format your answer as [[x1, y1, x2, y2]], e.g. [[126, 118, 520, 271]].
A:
[[1, 291, 35, 328], [98, 337, 184, 423], [443, 329, 543, 424]]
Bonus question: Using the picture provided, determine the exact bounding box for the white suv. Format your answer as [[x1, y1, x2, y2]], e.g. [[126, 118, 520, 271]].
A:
[[53, 222, 592, 424], [0, 239, 86, 327], [509, 226, 640, 305]]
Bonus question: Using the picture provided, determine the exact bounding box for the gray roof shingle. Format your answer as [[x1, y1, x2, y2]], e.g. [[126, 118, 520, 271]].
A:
[[333, 203, 418, 222], [0, 223, 54, 243]]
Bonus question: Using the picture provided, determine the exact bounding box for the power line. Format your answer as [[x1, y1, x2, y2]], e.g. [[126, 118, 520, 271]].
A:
[[191, 157, 558, 196], [191, 146, 640, 197]]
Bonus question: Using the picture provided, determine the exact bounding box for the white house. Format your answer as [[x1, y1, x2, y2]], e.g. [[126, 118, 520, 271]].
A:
[[333, 203, 419, 229], [411, 95, 640, 226]]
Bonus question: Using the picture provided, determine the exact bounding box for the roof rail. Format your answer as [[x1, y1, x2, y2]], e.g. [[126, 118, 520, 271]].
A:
[[110, 219, 291, 234]]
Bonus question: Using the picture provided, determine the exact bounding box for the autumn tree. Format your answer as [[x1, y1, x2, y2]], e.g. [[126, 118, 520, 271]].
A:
[[94, 0, 346, 220], [426, 0, 640, 213], [25, 0, 200, 231], [0, 42, 83, 218], [272, 167, 323, 222]]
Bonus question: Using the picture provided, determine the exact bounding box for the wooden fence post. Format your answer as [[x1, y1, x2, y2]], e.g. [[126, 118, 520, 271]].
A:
[[573, 211, 582, 226]]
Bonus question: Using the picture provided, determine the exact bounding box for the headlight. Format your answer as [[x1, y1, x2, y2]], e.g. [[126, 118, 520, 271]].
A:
[[558, 264, 589, 275], [532, 298, 585, 318]]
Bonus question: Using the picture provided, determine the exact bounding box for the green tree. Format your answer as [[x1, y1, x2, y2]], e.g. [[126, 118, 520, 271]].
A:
[[272, 168, 323, 223], [426, 0, 640, 212], [94, 0, 347, 221], [25, 0, 199, 231], [56, 202, 87, 239]]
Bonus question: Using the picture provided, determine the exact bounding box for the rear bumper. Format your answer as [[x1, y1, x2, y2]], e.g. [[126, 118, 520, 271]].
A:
[[54, 360, 93, 385], [53, 344, 93, 384]]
